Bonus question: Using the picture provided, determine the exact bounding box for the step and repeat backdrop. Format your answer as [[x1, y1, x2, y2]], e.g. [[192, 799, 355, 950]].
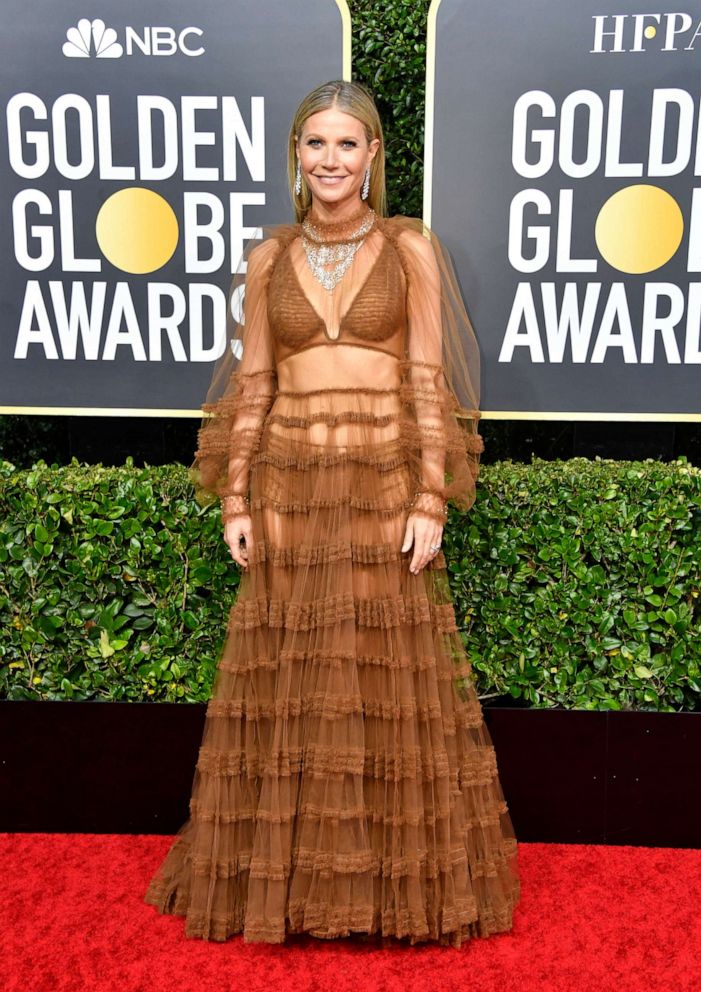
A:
[[0, 0, 349, 415], [427, 0, 701, 419], [2, 0, 698, 420]]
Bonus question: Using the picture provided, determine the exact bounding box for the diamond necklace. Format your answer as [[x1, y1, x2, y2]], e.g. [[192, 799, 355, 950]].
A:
[[301, 206, 377, 291]]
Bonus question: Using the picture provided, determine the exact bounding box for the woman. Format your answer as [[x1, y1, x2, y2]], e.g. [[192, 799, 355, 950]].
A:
[[144, 79, 520, 947]]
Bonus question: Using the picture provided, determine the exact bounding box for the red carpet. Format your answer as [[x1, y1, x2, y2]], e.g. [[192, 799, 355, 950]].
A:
[[2, 834, 699, 992]]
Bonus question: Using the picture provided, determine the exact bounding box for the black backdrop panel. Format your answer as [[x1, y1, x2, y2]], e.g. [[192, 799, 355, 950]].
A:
[[429, 0, 701, 417], [0, 0, 347, 413]]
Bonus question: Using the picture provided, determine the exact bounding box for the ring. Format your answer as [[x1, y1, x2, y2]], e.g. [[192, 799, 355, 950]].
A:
[[429, 544, 441, 552]]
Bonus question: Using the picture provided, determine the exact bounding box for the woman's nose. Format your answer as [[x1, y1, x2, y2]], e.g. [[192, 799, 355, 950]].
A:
[[322, 147, 338, 167]]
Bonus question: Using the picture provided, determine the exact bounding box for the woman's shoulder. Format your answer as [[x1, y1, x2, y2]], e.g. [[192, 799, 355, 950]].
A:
[[251, 220, 301, 252], [379, 214, 440, 267], [244, 220, 301, 272], [380, 212, 426, 234]]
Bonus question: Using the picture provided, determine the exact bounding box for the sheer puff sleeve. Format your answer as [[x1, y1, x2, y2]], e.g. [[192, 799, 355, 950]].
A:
[[188, 225, 293, 513], [388, 215, 484, 520]]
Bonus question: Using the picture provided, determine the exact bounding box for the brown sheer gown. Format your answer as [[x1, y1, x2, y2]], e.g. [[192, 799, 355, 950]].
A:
[[143, 205, 521, 947]]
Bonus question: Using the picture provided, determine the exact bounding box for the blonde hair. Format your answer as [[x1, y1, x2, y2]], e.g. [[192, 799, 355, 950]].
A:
[[287, 80, 387, 222]]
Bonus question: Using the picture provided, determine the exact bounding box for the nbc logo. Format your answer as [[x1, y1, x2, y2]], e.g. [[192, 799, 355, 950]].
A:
[[62, 19, 205, 58], [63, 19, 123, 58]]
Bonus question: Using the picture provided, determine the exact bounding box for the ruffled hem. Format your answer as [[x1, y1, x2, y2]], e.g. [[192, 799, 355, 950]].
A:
[[145, 869, 520, 947]]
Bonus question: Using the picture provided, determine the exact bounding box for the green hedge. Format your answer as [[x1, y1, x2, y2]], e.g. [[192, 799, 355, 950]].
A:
[[1, 456, 699, 711], [351, 0, 429, 217]]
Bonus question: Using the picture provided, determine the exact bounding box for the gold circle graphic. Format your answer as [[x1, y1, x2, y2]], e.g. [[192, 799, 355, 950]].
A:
[[96, 188, 179, 274], [595, 184, 683, 274]]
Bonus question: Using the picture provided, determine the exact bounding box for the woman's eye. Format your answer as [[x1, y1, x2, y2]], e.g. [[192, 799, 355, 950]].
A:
[[306, 139, 357, 148]]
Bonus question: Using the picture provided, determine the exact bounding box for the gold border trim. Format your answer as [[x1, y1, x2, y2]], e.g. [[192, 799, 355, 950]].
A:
[[423, 0, 440, 228], [0, 406, 203, 418], [481, 410, 701, 422], [336, 0, 352, 79], [3, 405, 699, 422]]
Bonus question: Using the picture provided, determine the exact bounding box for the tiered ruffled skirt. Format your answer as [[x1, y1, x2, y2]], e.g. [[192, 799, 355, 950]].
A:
[[144, 384, 521, 946]]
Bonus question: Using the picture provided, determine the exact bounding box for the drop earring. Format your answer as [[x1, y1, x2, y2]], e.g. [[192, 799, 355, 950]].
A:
[[361, 167, 370, 200], [295, 160, 302, 195]]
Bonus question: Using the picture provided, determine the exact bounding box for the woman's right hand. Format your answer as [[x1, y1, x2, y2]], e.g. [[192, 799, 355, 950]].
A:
[[224, 513, 253, 569]]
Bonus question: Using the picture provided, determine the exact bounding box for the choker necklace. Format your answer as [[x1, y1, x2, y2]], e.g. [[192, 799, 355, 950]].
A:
[[301, 205, 377, 291]]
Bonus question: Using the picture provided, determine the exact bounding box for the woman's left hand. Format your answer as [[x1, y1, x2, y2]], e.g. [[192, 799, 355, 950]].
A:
[[401, 513, 443, 574]]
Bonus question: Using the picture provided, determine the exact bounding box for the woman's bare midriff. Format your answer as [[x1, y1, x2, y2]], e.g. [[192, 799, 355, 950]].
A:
[[266, 342, 404, 453], [275, 342, 401, 393]]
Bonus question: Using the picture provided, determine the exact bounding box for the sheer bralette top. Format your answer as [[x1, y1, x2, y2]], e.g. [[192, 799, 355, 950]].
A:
[[266, 215, 407, 365], [192, 211, 484, 515]]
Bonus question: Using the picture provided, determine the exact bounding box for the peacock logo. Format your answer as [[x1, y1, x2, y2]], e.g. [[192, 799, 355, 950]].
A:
[[63, 18, 123, 58], [61, 19, 205, 58]]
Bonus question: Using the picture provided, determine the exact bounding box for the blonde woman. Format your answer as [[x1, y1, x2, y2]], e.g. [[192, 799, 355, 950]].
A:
[[145, 79, 520, 948]]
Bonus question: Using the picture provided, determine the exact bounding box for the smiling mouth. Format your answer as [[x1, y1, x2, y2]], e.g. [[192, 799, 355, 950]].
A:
[[314, 175, 348, 181]]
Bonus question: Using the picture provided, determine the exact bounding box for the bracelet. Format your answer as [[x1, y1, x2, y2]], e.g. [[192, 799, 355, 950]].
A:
[[410, 489, 448, 519], [221, 493, 250, 522]]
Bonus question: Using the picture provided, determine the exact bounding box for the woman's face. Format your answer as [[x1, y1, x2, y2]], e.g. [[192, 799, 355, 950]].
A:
[[296, 107, 380, 210]]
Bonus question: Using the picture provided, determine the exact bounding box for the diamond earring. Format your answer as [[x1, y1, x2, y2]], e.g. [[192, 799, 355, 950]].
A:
[[295, 160, 302, 195], [361, 167, 370, 200]]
